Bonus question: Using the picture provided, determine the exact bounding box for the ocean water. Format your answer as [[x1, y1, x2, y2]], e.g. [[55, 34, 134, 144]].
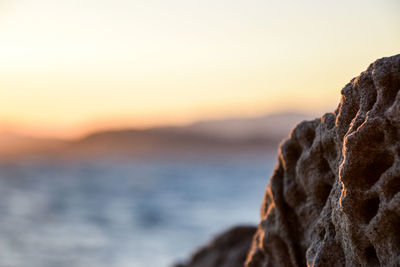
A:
[[0, 156, 275, 267]]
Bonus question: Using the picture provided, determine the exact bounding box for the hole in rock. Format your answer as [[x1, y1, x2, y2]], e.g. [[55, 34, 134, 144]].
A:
[[365, 88, 377, 112], [343, 103, 360, 131], [393, 217, 400, 249], [369, 130, 385, 144], [318, 228, 326, 240], [360, 197, 379, 223], [286, 143, 302, 164], [315, 182, 333, 205], [365, 245, 380, 266], [384, 74, 399, 107], [304, 128, 315, 147], [324, 140, 338, 161], [385, 212, 400, 250], [385, 176, 400, 199], [363, 152, 393, 188], [319, 157, 332, 174]]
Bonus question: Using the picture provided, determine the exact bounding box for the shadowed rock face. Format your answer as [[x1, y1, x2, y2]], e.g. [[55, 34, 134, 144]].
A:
[[176, 226, 257, 267], [246, 54, 400, 266]]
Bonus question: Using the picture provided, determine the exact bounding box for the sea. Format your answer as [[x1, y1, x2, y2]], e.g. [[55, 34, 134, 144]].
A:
[[0, 155, 275, 267]]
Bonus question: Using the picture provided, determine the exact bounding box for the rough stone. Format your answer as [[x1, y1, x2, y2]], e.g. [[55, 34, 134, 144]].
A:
[[178, 54, 400, 267], [177, 226, 256, 267], [246, 54, 400, 266]]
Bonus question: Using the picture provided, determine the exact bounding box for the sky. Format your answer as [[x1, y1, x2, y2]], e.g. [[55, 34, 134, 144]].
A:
[[0, 0, 399, 138]]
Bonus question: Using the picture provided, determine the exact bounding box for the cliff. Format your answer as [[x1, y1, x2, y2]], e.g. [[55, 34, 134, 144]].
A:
[[179, 54, 400, 266]]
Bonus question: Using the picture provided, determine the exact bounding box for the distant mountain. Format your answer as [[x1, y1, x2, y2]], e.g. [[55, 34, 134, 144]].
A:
[[0, 112, 316, 161], [0, 133, 68, 160], [182, 112, 315, 140]]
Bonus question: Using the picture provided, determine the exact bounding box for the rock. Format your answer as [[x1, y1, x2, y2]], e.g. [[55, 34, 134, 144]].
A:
[[178, 54, 400, 267], [246, 54, 400, 266], [177, 226, 256, 267]]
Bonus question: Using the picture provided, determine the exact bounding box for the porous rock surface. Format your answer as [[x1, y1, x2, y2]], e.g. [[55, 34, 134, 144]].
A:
[[178, 54, 400, 267], [176, 226, 256, 267], [246, 54, 400, 266]]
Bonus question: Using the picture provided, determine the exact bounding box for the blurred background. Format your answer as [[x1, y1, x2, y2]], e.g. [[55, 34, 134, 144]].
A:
[[0, 0, 399, 266]]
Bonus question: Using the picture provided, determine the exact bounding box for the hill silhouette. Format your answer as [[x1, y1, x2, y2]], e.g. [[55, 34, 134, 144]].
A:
[[0, 112, 314, 161]]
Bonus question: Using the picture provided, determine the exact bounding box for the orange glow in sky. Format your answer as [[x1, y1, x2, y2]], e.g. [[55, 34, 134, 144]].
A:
[[1, 0, 399, 138]]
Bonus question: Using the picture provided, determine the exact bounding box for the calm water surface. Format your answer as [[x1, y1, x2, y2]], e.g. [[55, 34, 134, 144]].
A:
[[0, 156, 274, 267]]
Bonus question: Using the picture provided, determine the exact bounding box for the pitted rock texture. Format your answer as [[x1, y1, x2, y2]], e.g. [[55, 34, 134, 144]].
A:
[[246, 54, 400, 266], [177, 226, 256, 267]]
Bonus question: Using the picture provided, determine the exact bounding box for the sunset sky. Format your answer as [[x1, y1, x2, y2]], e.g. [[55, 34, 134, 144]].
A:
[[1, 0, 399, 138]]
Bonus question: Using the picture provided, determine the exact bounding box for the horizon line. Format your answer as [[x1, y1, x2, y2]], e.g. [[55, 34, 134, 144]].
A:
[[0, 109, 323, 141]]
